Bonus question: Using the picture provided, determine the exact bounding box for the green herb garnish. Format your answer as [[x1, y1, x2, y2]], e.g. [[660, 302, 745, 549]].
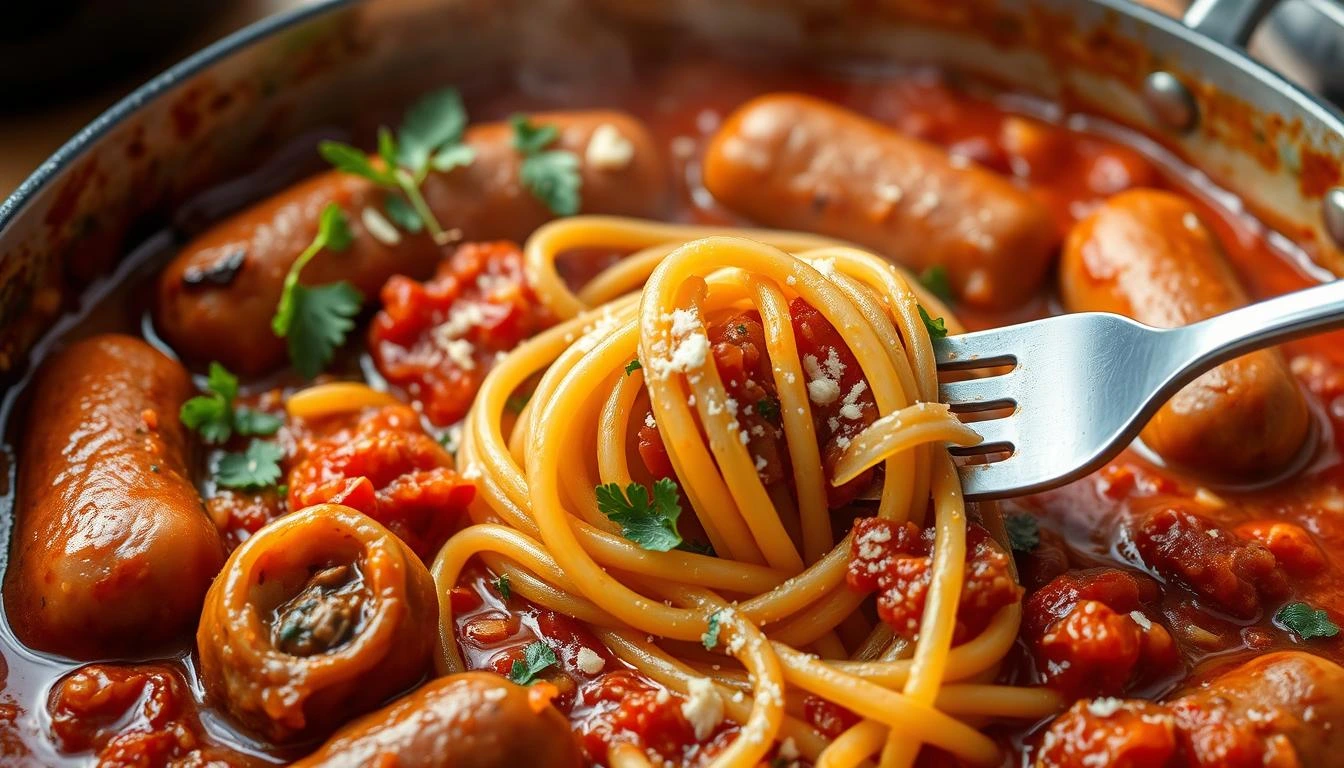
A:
[[215, 440, 285, 490], [505, 392, 532, 414], [271, 203, 362, 378], [625, 359, 642, 376], [918, 265, 954, 303], [918, 305, 948, 339], [755, 397, 780, 423], [508, 641, 557, 685], [1275, 601, 1341, 640], [595, 478, 683, 552], [511, 114, 581, 216], [701, 610, 724, 650], [1004, 513, 1040, 553], [494, 573, 512, 601], [180, 362, 282, 443], [319, 87, 474, 244]]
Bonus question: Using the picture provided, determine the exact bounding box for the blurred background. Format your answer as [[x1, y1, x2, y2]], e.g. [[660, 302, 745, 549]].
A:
[[0, 0, 1340, 199]]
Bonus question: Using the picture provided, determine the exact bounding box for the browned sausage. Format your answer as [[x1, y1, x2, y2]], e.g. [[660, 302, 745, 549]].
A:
[[702, 93, 1057, 308], [3, 334, 225, 659], [1173, 651, 1344, 765], [197, 504, 437, 743], [1060, 189, 1310, 478], [292, 672, 583, 768], [156, 111, 667, 375]]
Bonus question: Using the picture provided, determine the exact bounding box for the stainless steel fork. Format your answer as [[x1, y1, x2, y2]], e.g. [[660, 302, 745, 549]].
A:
[[935, 278, 1344, 500]]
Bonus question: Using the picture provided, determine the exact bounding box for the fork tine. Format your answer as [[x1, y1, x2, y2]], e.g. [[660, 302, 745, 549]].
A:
[[956, 456, 1029, 501], [948, 416, 1016, 455], [933, 332, 1016, 371], [938, 373, 1016, 413]]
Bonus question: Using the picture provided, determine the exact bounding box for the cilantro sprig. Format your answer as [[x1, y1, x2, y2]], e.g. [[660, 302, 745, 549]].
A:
[[271, 203, 362, 378], [319, 88, 474, 244], [494, 573, 512, 602], [511, 115, 581, 216], [1275, 601, 1341, 641], [216, 440, 285, 490], [180, 362, 282, 444], [918, 305, 948, 339], [595, 478, 683, 552], [508, 641, 557, 685]]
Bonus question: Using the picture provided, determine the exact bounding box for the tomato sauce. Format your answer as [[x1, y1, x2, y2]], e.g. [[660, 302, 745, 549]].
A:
[[0, 49, 1341, 768]]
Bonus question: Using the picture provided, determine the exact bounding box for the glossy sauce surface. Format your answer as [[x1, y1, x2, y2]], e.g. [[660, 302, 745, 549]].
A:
[[1, 50, 1342, 766]]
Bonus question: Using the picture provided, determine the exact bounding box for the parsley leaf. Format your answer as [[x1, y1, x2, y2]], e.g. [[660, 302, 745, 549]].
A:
[[233, 408, 283, 437], [625, 359, 642, 376], [918, 265, 954, 303], [595, 478, 683, 552], [285, 282, 363, 380], [494, 573, 512, 601], [383, 194, 423, 233], [511, 115, 582, 216], [180, 362, 237, 444], [1275, 601, 1341, 640], [272, 204, 361, 378], [510, 115, 560, 154], [508, 641, 557, 685], [180, 363, 281, 443], [397, 87, 468, 173], [431, 143, 476, 173], [318, 141, 396, 186], [756, 397, 780, 423], [216, 440, 285, 490], [521, 151, 581, 216], [1004, 513, 1039, 553], [505, 392, 531, 414], [918, 305, 948, 339], [702, 610, 724, 650]]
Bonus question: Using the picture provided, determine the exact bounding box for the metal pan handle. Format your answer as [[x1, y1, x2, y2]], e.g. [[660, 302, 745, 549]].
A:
[[1184, 0, 1344, 47]]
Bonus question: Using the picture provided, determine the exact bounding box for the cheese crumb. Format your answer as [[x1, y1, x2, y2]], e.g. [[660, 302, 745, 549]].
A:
[[1129, 611, 1153, 631], [585, 123, 635, 170], [681, 678, 725, 740], [807, 378, 841, 405], [576, 647, 605, 675], [1087, 697, 1126, 717], [361, 206, 402, 246]]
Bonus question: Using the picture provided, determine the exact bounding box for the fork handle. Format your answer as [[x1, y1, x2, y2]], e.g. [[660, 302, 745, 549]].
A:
[[1176, 277, 1344, 375]]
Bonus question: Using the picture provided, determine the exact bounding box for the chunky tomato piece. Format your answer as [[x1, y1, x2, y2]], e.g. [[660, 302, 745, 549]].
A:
[[846, 517, 1021, 642], [1132, 505, 1287, 619], [1234, 521, 1327, 577], [1037, 699, 1178, 768], [287, 404, 475, 560], [1024, 568, 1178, 698], [49, 664, 253, 767], [370, 241, 554, 425]]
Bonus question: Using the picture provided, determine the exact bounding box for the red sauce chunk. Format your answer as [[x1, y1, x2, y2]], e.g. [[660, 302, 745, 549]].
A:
[[1131, 504, 1288, 619], [369, 241, 555, 425], [287, 404, 475, 559], [846, 517, 1021, 642], [1023, 568, 1178, 698], [49, 664, 254, 766]]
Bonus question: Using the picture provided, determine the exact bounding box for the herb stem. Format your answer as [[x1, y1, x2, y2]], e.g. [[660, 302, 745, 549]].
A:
[[395, 169, 450, 245]]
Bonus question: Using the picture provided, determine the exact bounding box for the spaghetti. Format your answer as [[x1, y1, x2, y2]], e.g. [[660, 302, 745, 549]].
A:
[[430, 216, 1060, 767]]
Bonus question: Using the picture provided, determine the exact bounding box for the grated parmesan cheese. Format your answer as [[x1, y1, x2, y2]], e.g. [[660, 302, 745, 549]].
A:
[[576, 647, 606, 675], [681, 678, 725, 740], [807, 378, 841, 405], [361, 206, 402, 246], [585, 123, 635, 170]]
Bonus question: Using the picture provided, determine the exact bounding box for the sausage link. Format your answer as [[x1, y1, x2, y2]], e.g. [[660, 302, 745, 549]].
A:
[[1061, 189, 1309, 478], [703, 93, 1057, 308], [197, 503, 437, 743], [3, 334, 224, 659], [293, 672, 583, 768], [156, 111, 667, 375]]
